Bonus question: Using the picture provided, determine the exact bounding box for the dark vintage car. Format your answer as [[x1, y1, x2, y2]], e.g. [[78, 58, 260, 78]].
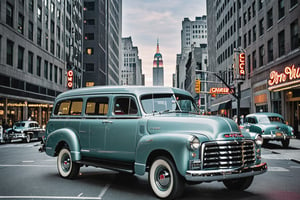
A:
[[241, 112, 295, 148], [4, 121, 45, 143]]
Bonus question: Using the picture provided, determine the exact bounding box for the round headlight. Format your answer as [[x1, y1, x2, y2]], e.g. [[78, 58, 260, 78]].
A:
[[255, 134, 263, 146], [188, 136, 200, 150]]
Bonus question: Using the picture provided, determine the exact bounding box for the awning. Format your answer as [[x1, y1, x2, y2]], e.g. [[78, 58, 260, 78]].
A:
[[210, 100, 231, 112], [232, 96, 250, 109]]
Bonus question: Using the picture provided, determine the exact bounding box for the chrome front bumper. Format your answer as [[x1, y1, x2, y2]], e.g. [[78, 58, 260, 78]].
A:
[[185, 162, 267, 182]]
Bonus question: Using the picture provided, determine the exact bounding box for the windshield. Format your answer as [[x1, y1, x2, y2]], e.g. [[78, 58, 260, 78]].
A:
[[140, 93, 199, 114]]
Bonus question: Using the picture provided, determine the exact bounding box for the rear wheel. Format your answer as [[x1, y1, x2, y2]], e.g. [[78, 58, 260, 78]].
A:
[[57, 148, 80, 179], [223, 176, 254, 191], [282, 139, 290, 148], [149, 156, 184, 199]]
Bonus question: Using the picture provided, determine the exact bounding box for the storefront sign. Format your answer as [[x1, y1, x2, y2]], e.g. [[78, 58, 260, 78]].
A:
[[268, 65, 300, 87], [209, 87, 232, 94], [67, 70, 73, 89]]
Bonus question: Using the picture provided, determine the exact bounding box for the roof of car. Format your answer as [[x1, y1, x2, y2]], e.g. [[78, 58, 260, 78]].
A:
[[56, 86, 191, 100], [246, 112, 283, 118]]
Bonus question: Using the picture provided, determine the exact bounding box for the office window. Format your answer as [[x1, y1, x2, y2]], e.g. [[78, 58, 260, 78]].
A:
[[28, 51, 34, 74], [18, 13, 24, 34], [50, 20, 54, 34], [44, 60, 48, 79], [28, 0, 34, 13], [54, 65, 58, 83], [247, 55, 251, 78], [290, 0, 298, 8], [28, 21, 33, 41], [259, 45, 264, 67], [248, 30, 251, 45], [259, 0, 263, 10], [37, 28, 42, 46], [248, 7, 251, 21], [7, 40, 14, 66], [243, 34, 247, 48], [291, 19, 299, 50], [36, 56, 41, 76], [84, 33, 94, 40], [267, 8, 273, 29], [252, 2, 256, 17], [253, 25, 257, 42], [259, 18, 264, 36], [278, 0, 285, 19], [45, 33, 49, 50], [57, 44, 60, 58], [50, 40, 54, 54], [278, 30, 285, 56], [84, 19, 95, 25], [84, 2, 95, 11], [6, 2, 13, 27], [37, 6, 42, 22], [59, 68, 62, 85], [252, 51, 257, 69], [18, 46, 24, 70], [85, 63, 94, 71], [49, 64, 53, 81], [267, 39, 274, 62], [57, 26, 60, 41]]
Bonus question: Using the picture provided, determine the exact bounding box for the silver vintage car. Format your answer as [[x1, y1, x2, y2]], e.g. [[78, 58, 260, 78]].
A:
[[41, 86, 267, 199]]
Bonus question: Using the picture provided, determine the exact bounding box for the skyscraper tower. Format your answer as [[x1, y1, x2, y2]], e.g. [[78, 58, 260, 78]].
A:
[[153, 39, 164, 86]]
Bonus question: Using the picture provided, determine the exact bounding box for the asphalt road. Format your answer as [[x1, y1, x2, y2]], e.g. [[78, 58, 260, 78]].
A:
[[0, 141, 300, 200]]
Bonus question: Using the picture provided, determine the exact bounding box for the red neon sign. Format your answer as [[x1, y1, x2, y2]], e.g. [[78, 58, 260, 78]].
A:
[[209, 87, 232, 94], [268, 65, 300, 86], [67, 70, 73, 89], [239, 53, 245, 76]]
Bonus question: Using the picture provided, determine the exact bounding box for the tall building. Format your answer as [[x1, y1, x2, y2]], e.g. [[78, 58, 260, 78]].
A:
[[121, 37, 144, 85], [0, 0, 83, 127], [153, 40, 164, 86], [83, 0, 122, 87], [207, 0, 300, 131], [176, 16, 207, 89]]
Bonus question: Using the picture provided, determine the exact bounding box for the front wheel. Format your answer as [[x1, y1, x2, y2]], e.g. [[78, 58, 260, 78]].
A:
[[57, 148, 80, 179], [223, 176, 254, 191], [149, 156, 184, 199]]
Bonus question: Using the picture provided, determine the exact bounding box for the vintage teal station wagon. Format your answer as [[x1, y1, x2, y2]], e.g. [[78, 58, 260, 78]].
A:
[[41, 86, 267, 199]]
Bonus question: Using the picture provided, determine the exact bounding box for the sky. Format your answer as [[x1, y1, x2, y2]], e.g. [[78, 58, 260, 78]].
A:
[[122, 0, 207, 86]]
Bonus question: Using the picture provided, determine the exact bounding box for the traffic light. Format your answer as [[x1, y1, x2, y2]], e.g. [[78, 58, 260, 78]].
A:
[[195, 79, 201, 93]]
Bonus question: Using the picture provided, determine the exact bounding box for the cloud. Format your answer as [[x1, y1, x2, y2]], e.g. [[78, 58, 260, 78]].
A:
[[122, 0, 206, 86]]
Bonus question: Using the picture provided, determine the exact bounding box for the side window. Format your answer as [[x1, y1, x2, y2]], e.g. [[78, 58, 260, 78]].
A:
[[29, 123, 35, 128], [86, 97, 109, 115], [114, 97, 138, 115], [54, 99, 83, 115]]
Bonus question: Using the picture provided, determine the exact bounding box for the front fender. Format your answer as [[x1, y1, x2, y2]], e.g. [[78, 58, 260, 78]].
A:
[[134, 133, 192, 177], [45, 128, 81, 161]]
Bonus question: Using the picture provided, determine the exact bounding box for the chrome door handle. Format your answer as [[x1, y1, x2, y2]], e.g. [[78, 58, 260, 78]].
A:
[[102, 120, 113, 124]]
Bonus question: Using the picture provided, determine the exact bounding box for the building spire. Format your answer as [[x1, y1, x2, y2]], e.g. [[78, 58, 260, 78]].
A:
[[156, 38, 160, 53]]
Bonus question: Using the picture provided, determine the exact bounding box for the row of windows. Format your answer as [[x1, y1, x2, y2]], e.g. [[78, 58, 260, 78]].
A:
[[54, 96, 138, 116], [4, 37, 63, 85]]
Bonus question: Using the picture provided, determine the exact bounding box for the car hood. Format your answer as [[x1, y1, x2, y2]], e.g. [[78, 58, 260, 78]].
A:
[[146, 113, 250, 140]]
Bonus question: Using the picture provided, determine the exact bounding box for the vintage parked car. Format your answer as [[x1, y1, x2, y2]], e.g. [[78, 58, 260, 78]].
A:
[[241, 112, 295, 148], [41, 86, 267, 199], [4, 120, 45, 143]]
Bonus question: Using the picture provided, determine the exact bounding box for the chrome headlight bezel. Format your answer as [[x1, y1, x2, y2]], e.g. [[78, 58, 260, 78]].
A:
[[188, 135, 200, 150], [255, 134, 263, 146]]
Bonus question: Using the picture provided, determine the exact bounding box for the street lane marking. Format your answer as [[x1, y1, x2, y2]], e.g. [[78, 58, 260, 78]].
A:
[[0, 164, 54, 167], [268, 167, 289, 172], [98, 184, 111, 199], [0, 196, 101, 199]]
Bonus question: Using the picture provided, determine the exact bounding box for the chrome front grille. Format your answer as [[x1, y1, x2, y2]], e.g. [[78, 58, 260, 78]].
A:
[[201, 140, 255, 170]]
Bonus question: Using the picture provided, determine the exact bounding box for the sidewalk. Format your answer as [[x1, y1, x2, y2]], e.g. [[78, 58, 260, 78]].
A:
[[268, 139, 300, 164]]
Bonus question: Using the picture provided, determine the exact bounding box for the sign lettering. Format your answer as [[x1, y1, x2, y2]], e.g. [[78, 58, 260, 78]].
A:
[[268, 65, 300, 86], [67, 70, 73, 89]]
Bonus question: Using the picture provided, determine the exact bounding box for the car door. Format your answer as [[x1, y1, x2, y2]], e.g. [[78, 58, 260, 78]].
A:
[[80, 96, 110, 157], [104, 95, 140, 162]]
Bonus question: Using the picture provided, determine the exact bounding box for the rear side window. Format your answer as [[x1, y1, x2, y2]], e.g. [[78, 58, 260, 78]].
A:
[[54, 99, 83, 116], [86, 97, 109, 115], [114, 97, 138, 115]]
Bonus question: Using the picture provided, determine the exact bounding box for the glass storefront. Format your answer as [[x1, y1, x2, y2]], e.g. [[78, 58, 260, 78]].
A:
[[0, 98, 52, 129]]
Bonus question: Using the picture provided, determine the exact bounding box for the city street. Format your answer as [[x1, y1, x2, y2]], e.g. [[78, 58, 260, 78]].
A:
[[0, 140, 300, 200]]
